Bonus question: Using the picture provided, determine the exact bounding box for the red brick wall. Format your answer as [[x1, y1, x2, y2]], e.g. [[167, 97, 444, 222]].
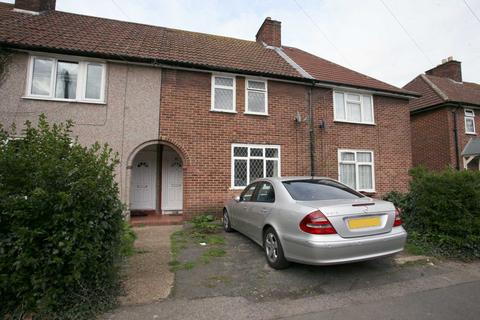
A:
[[410, 106, 480, 171], [159, 69, 310, 217], [411, 108, 452, 170], [312, 88, 412, 195], [159, 69, 412, 217]]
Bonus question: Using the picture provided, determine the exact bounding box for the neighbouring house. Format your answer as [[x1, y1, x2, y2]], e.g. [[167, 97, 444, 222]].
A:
[[404, 57, 480, 171], [0, 0, 417, 220]]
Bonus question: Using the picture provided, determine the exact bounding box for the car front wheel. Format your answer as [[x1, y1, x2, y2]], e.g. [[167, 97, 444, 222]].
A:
[[263, 227, 290, 269]]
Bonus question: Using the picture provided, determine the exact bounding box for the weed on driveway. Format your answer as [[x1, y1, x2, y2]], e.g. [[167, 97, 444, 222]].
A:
[[170, 220, 455, 302]]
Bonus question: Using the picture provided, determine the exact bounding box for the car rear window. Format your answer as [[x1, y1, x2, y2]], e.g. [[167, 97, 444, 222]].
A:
[[282, 179, 364, 201]]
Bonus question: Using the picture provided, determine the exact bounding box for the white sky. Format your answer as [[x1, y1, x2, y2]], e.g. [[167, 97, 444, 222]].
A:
[[4, 0, 480, 87]]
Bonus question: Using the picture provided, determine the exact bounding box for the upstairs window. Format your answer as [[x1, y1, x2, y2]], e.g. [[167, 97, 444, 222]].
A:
[[27, 56, 106, 103], [245, 79, 268, 115], [338, 150, 375, 192], [232, 144, 280, 188], [211, 75, 236, 112], [465, 109, 476, 134], [334, 91, 374, 124]]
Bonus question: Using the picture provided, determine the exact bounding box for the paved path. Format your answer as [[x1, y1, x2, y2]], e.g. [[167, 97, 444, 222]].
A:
[[118, 225, 180, 306]]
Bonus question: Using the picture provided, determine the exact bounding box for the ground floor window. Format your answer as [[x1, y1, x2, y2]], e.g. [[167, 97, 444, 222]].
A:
[[338, 149, 375, 192], [232, 144, 280, 188]]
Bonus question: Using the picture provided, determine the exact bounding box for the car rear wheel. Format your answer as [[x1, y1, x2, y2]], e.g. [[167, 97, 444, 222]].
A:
[[223, 209, 233, 232], [263, 227, 290, 269]]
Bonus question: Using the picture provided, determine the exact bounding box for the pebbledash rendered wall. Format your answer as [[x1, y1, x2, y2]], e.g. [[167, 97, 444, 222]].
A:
[[0, 52, 413, 218], [0, 52, 162, 211], [158, 68, 412, 217]]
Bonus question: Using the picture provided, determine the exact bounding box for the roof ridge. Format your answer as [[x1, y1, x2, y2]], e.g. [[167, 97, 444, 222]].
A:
[[273, 47, 314, 80], [420, 74, 449, 101]]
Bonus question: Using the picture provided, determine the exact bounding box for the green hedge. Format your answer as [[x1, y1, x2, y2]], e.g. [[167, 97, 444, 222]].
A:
[[0, 116, 125, 319], [384, 167, 480, 259]]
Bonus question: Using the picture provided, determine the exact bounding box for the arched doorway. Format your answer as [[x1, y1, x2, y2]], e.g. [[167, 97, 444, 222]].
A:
[[128, 142, 184, 215]]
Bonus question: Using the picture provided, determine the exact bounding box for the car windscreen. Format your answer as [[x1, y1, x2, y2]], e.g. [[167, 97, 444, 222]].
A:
[[282, 179, 364, 201]]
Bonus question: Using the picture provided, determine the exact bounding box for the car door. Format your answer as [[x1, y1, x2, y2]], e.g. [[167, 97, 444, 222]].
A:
[[231, 182, 258, 235], [245, 181, 276, 244]]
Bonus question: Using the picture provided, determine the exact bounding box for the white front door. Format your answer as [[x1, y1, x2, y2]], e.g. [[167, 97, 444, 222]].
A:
[[130, 150, 157, 210], [162, 147, 183, 212]]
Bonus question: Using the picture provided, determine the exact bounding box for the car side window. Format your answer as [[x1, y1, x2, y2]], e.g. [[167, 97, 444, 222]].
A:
[[240, 183, 257, 202], [254, 182, 275, 203]]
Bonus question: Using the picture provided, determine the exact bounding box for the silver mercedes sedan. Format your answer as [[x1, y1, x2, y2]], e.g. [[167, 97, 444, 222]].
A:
[[223, 177, 407, 269]]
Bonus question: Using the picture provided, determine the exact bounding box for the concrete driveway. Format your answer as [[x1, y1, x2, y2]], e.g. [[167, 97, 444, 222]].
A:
[[107, 229, 480, 319]]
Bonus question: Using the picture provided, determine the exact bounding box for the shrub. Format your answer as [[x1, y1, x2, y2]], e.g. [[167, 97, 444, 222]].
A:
[[396, 167, 480, 259], [0, 116, 126, 319]]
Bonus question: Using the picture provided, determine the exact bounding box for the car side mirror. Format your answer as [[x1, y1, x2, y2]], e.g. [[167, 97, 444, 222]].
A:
[[234, 196, 240, 202]]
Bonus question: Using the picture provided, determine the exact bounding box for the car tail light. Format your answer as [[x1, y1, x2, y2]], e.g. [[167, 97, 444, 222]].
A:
[[393, 207, 402, 227], [299, 210, 337, 234]]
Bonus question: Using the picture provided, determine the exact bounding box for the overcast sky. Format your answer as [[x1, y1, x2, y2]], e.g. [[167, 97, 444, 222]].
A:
[[4, 0, 480, 87]]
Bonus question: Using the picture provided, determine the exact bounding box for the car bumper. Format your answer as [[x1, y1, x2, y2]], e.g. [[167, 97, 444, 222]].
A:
[[282, 227, 407, 265]]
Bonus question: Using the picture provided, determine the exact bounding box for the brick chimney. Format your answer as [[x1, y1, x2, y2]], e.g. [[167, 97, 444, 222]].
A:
[[14, 0, 56, 13], [256, 17, 281, 47], [425, 56, 462, 82]]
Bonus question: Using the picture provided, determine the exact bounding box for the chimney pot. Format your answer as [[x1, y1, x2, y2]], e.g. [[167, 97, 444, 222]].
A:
[[426, 57, 462, 82], [14, 0, 56, 13], [256, 17, 282, 47]]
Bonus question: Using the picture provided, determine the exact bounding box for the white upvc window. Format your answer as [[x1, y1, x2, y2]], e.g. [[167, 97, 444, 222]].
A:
[[245, 79, 268, 115], [338, 149, 375, 192], [211, 75, 236, 113], [231, 144, 280, 188], [465, 109, 476, 134], [26, 55, 106, 103], [333, 91, 374, 124]]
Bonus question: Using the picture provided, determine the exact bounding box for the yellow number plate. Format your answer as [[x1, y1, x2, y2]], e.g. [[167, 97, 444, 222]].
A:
[[348, 216, 381, 229]]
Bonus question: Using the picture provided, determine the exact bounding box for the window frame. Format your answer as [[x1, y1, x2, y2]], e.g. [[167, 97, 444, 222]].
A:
[[211, 74, 236, 113], [465, 109, 476, 134], [245, 78, 268, 116], [231, 144, 281, 189], [333, 91, 375, 125], [25, 55, 107, 104], [337, 149, 375, 192]]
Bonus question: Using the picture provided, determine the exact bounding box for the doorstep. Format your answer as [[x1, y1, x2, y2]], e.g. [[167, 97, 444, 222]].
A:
[[130, 212, 184, 227]]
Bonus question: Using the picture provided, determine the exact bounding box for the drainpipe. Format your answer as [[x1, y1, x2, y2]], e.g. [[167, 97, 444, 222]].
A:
[[452, 105, 460, 170], [308, 83, 315, 177]]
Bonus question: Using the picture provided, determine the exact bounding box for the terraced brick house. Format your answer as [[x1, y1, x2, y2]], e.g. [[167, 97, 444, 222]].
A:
[[404, 57, 480, 171], [0, 0, 418, 220]]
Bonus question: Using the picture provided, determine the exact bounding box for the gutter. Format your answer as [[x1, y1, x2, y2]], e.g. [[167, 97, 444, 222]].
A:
[[308, 82, 315, 176]]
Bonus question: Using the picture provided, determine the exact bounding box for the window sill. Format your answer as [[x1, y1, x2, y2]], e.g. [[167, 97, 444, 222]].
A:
[[22, 96, 106, 105], [334, 120, 376, 126], [466, 132, 477, 135], [244, 111, 269, 116], [210, 109, 237, 114], [229, 186, 245, 190]]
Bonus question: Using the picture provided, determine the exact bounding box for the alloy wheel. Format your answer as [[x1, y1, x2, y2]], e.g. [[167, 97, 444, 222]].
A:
[[265, 232, 278, 262]]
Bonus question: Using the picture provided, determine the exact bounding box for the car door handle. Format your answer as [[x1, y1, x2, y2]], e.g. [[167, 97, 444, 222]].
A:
[[261, 208, 269, 213], [243, 206, 248, 210]]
